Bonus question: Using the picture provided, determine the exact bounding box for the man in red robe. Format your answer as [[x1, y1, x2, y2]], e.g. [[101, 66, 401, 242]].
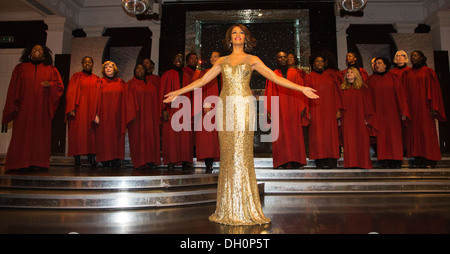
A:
[[143, 58, 161, 89], [2, 44, 64, 172], [368, 58, 410, 168], [194, 51, 221, 172], [125, 64, 160, 169], [65, 56, 99, 168], [305, 54, 344, 169], [403, 51, 446, 168], [264, 51, 309, 169], [159, 54, 194, 170]]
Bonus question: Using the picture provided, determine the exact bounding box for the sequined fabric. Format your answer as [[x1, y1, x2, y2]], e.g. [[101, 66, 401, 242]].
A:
[[209, 56, 271, 226]]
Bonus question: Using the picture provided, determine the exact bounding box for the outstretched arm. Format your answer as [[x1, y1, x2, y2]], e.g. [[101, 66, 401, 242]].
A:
[[163, 58, 223, 103], [251, 56, 319, 99]]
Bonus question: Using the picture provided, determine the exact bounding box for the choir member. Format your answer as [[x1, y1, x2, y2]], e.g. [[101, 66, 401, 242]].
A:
[[368, 58, 410, 168], [159, 54, 194, 170], [94, 61, 126, 168], [2, 44, 64, 172], [264, 51, 308, 169], [322, 50, 343, 85], [305, 54, 344, 169], [65, 56, 99, 168], [125, 64, 160, 169], [403, 50, 446, 168], [340, 67, 378, 169], [143, 58, 160, 89], [341, 52, 369, 83], [184, 52, 201, 81], [390, 50, 411, 78], [390, 50, 412, 157], [194, 51, 221, 172], [287, 53, 306, 78]]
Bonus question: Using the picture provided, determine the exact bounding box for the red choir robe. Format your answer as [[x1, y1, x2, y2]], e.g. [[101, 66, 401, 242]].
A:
[[146, 74, 161, 89], [2, 62, 64, 170], [368, 71, 410, 161], [94, 77, 126, 162], [341, 67, 369, 84], [193, 68, 221, 161], [390, 65, 412, 151], [264, 68, 309, 168], [402, 66, 446, 161], [294, 67, 307, 79], [125, 77, 161, 168], [65, 71, 99, 157], [159, 68, 193, 165], [325, 68, 343, 85], [305, 70, 344, 160], [340, 85, 378, 169]]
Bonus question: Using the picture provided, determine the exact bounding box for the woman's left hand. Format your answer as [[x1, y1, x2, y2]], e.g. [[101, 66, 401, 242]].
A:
[[302, 87, 319, 99], [163, 91, 179, 104]]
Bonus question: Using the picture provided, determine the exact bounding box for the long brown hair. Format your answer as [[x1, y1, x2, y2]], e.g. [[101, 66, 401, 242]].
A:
[[341, 67, 366, 90], [222, 24, 256, 53]]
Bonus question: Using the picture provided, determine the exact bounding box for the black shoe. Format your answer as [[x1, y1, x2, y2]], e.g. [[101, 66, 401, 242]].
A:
[[205, 158, 214, 172], [87, 154, 97, 168], [147, 163, 157, 169], [167, 163, 175, 170], [74, 155, 81, 168], [182, 161, 194, 170]]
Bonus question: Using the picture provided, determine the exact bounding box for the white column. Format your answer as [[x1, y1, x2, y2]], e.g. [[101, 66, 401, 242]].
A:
[[150, 25, 161, 74], [83, 26, 105, 37], [394, 23, 418, 33], [335, 19, 350, 70], [426, 10, 450, 70], [44, 15, 75, 55]]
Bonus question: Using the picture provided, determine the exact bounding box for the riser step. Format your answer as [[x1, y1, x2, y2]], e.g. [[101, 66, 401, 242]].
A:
[[262, 181, 450, 194], [0, 189, 217, 209]]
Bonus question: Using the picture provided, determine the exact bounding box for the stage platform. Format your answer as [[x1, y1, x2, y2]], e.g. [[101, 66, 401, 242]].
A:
[[0, 157, 449, 209], [0, 156, 449, 234]]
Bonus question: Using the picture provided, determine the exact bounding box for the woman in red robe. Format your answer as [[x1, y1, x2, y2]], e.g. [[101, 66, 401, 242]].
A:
[[94, 61, 126, 168], [340, 67, 378, 169], [341, 52, 369, 83], [194, 51, 221, 172], [2, 44, 64, 172], [305, 54, 344, 169], [264, 52, 308, 169], [368, 58, 410, 168], [65, 56, 99, 168], [125, 64, 161, 169], [403, 51, 446, 168], [159, 54, 194, 170]]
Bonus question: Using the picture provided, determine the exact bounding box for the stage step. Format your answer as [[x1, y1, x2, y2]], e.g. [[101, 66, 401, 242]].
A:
[[0, 166, 449, 209], [256, 168, 450, 194]]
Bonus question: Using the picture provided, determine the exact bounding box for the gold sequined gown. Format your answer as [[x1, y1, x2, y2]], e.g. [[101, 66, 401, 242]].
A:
[[209, 55, 271, 226]]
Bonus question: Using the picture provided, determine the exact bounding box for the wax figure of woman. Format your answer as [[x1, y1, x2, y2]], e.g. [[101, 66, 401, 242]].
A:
[[66, 56, 99, 168], [125, 64, 160, 169], [163, 24, 318, 226], [340, 67, 378, 169], [403, 50, 446, 168], [305, 54, 344, 169], [368, 58, 410, 168], [94, 61, 126, 168], [2, 44, 64, 172]]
